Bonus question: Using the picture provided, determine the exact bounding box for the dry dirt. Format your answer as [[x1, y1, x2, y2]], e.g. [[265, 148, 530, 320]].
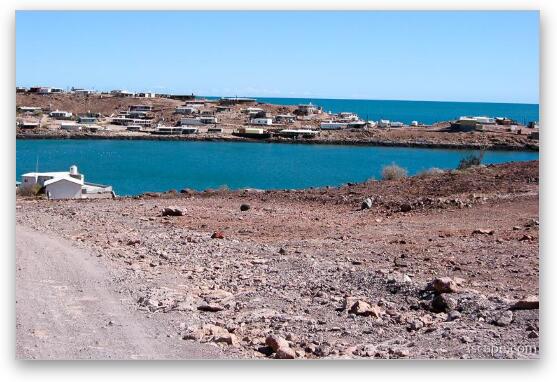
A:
[[15, 161, 539, 359]]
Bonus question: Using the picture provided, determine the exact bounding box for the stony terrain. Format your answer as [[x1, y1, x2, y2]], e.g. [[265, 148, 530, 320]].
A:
[[15, 161, 540, 359]]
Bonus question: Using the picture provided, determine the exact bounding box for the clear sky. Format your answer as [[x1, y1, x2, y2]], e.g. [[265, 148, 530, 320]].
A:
[[16, 11, 539, 103]]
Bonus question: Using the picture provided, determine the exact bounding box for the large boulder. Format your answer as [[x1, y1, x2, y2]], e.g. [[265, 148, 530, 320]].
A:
[[348, 300, 383, 318], [431, 277, 459, 294], [361, 198, 373, 210], [431, 294, 457, 313], [494, 310, 514, 327], [511, 295, 539, 310], [161, 206, 185, 216], [266, 335, 296, 359]]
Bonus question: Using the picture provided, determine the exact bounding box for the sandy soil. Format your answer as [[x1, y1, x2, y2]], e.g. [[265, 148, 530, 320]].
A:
[[15, 161, 539, 359], [16, 225, 227, 360]]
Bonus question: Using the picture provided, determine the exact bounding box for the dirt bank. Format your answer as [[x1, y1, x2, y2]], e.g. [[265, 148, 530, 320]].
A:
[[16, 161, 539, 359]]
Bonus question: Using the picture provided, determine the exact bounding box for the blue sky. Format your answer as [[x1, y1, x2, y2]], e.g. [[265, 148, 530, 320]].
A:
[[16, 11, 539, 103]]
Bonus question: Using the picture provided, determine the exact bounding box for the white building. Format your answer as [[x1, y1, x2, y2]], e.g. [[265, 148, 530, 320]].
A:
[[18, 106, 42, 113], [180, 117, 203, 126], [111, 89, 135, 97], [44, 176, 84, 199], [60, 123, 83, 131], [20, 165, 113, 200], [275, 114, 296, 124], [129, 105, 153, 112], [250, 117, 273, 126], [200, 116, 218, 124], [78, 116, 97, 124], [337, 112, 359, 121], [175, 106, 199, 115], [49, 110, 73, 119], [153, 126, 184, 135], [73, 88, 96, 95], [471, 116, 496, 124], [180, 116, 218, 125]]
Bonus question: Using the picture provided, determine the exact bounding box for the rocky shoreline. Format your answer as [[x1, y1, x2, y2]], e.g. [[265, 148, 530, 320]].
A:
[[16, 161, 539, 359], [16, 132, 539, 152]]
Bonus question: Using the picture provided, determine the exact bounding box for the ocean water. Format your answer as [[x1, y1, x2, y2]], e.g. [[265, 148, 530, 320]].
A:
[[16, 139, 538, 196], [208, 97, 539, 125]]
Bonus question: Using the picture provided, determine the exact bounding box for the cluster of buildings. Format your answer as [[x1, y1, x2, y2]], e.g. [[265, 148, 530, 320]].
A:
[[16, 85, 158, 98], [112, 104, 156, 130], [17, 87, 537, 138], [449, 116, 538, 132], [16, 105, 103, 132]]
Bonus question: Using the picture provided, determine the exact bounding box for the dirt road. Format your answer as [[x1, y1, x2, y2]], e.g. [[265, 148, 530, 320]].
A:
[[15, 225, 224, 360]]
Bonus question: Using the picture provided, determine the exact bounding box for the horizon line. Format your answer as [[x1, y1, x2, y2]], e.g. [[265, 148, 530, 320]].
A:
[[15, 85, 539, 106]]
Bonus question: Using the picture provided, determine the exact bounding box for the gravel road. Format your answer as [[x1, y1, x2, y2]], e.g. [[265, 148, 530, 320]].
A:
[[15, 224, 224, 360]]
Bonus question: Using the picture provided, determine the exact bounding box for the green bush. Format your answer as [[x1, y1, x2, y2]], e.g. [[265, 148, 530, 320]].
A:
[[381, 163, 408, 180]]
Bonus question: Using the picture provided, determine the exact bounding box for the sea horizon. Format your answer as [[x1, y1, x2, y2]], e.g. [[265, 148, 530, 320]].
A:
[[203, 95, 539, 106]]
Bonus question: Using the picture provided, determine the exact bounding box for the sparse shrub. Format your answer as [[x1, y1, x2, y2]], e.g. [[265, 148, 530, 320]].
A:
[[16, 184, 41, 197], [457, 152, 485, 170], [418, 167, 445, 177], [381, 163, 408, 180]]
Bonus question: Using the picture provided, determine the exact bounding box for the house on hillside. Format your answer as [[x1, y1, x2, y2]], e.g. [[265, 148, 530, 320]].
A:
[[17, 106, 42, 113], [49, 110, 73, 119], [19, 165, 113, 200], [294, 103, 321, 116], [274, 114, 296, 124], [72, 88, 96, 95], [111, 89, 135, 97], [175, 106, 199, 115], [250, 117, 273, 126], [17, 120, 40, 129], [78, 116, 97, 124], [129, 105, 153, 112]]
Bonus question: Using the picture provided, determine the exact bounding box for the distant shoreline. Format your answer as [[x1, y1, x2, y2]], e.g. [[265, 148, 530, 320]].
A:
[[16, 133, 539, 152]]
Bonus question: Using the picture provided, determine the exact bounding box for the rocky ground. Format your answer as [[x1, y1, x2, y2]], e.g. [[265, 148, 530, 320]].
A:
[[15, 161, 539, 359]]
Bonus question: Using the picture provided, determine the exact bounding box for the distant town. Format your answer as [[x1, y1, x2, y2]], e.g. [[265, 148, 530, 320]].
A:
[[16, 85, 539, 151]]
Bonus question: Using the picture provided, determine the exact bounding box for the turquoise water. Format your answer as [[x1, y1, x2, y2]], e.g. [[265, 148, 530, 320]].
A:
[[207, 97, 539, 125], [16, 139, 538, 196]]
